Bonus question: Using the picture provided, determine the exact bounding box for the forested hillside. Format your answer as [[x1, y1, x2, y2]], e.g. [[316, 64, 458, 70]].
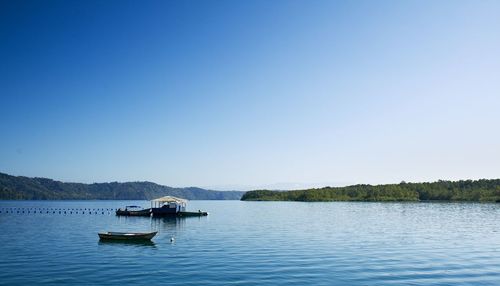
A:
[[0, 172, 243, 200], [241, 180, 500, 202]]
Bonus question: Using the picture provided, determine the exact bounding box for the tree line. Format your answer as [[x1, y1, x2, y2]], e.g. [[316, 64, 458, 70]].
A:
[[241, 179, 500, 202]]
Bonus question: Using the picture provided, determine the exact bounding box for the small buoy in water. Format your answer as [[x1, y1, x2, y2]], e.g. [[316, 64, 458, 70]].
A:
[[170, 237, 175, 243]]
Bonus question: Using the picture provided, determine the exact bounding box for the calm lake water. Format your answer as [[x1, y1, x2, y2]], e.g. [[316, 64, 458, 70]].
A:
[[0, 200, 499, 285]]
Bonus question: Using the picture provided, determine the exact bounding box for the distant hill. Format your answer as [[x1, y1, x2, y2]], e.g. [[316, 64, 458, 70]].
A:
[[241, 179, 500, 202], [0, 172, 244, 200]]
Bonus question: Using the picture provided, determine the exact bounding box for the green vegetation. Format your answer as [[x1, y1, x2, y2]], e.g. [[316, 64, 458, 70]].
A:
[[0, 172, 244, 200], [241, 179, 500, 202]]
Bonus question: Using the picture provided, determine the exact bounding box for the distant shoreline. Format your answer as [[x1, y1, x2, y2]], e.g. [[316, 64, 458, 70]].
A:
[[241, 179, 500, 203], [3, 171, 500, 203]]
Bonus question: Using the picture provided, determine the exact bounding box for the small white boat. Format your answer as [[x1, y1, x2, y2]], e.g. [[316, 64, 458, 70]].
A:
[[98, 231, 157, 241]]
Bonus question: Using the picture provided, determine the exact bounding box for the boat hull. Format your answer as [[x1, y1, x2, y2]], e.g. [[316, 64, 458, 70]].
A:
[[98, 231, 157, 241], [115, 208, 151, 217], [151, 207, 178, 217], [178, 211, 209, 217], [150, 209, 208, 217]]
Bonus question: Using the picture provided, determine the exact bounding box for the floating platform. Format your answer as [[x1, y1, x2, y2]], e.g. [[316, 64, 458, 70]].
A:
[[115, 196, 208, 217], [115, 208, 208, 217]]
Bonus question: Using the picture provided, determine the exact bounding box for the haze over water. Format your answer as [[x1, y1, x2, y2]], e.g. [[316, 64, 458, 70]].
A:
[[1, 200, 499, 285]]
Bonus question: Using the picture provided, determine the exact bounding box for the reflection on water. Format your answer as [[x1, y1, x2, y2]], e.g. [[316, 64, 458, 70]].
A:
[[113, 213, 210, 245], [115, 214, 203, 234], [98, 239, 157, 248], [151, 216, 186, 233]]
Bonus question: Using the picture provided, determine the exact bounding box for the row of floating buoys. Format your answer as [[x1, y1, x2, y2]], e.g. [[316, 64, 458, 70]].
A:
[[0, 210, 106, 214], [0, 208, 117, 211], [0, 208, 118, 210], [0, 208, 117, 210], [0, 207, 118, 215]]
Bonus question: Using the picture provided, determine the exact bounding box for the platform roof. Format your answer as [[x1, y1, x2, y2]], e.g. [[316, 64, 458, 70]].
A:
[[151, 196, 188, 204]]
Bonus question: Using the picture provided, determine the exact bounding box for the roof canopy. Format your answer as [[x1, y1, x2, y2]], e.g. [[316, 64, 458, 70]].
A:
[[151, 196, 188, 204]]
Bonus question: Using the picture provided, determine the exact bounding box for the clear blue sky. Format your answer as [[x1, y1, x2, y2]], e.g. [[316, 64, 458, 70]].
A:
[[1, 0, 499, 190]]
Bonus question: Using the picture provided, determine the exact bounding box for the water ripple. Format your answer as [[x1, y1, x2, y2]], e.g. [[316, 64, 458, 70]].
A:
[[0, 200, 499, 285]]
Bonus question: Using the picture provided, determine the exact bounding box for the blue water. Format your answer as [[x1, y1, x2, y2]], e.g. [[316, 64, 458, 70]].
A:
[[0, 200, 499, 285]]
